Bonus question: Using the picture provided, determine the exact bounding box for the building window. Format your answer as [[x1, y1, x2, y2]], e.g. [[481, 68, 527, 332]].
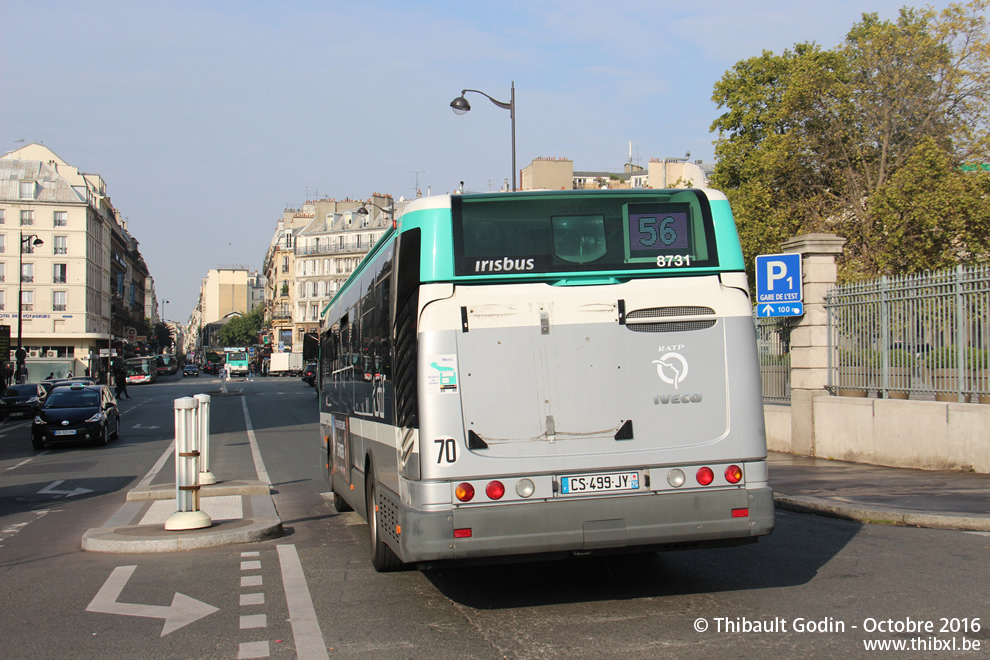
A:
[[21, 290, 33, 311], [280, 282, 289, 297], [22, 237, 36, 254], [0, 262, 5, 282], [20, 210, 34, 226], [53, 291, 67, 312], [0, 209, 5, 225], [19, 181, 36, 200], [54, 211, 67, 227], [0, 234, 4, 253], [53, 263, 67, 283], [53, 235, 68, 255], [21, 263, 34, 283], [310, 304, 318, 321], [282, 256, 289, 270], [0, 290, 4, 310]]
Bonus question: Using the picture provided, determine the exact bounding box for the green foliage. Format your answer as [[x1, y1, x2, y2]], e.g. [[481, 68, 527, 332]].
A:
[[888, 348, 916, 368], [926, 346, 989, 369], [216, 305, 264, 347], [711, 0, 990, 285]]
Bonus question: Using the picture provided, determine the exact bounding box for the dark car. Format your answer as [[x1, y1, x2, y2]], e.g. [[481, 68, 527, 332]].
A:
[[32, 383, 120, 450], [302, 362, 317, 386], [183, 364, 200, 377], [1, 383, 48, 420]]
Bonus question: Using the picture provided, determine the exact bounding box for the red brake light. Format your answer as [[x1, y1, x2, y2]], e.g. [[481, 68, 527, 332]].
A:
[[724, 465, 743, 484], [485, 481, 506, 500], [696, 467, 714, 486], [455, 483, 475, 502], [731, 508, 749, 518]]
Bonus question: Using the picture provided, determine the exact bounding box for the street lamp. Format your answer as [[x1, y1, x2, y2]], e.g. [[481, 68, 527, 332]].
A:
[[161, 299, 169, 323], [450, 81, 517, 191], [355, 201, 394, 228], [16, 232, 44, 373]]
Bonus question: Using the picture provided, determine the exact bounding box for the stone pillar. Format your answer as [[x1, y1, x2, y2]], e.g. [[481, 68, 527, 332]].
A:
[[779, 233, 846, 456]]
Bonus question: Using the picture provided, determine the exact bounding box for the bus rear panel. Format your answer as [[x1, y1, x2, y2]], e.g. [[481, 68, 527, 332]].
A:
[[319, 189, 774, 569]]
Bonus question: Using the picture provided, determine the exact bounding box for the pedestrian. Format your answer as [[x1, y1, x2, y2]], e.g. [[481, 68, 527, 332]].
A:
[[46, 372, 55, 380], [114, 368, 131, 400], [16, 364, 28, 384]]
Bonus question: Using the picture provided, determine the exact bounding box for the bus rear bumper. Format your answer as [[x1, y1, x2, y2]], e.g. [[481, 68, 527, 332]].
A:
[[392, 485, 775, 565]]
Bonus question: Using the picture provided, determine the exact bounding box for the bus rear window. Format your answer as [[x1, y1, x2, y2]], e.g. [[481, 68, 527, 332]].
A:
[[451, 191, 718, 276]]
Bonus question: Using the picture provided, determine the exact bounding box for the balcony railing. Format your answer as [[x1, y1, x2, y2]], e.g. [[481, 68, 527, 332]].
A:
[[294, 243, 370, 257]]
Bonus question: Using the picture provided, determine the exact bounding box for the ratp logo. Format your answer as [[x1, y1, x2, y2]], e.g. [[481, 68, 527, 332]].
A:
[[653, 351, 689, 390]]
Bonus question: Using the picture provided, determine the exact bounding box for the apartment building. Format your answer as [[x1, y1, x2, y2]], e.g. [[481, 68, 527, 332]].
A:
[[262, 195, 391, 352], [0, 143, 155, 376], [520, 155, 712, 190]]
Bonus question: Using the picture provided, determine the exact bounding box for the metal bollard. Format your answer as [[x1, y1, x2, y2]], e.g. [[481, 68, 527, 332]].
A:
[[194, 393, 216, 485], [165, 397, 212, 531]]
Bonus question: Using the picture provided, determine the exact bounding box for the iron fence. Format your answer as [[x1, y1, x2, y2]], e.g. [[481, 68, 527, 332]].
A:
[[755, 314, 792, 402], [826, 265, 990, 402]]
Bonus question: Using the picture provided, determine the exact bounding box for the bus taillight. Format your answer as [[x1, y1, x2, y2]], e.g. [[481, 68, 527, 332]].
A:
[[455, 483, 475, 502], [696, 467, 714, 486], [725, 465, 743, 484], [485, 481, 505, 500]]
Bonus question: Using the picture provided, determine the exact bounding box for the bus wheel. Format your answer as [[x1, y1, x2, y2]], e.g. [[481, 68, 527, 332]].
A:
[[365, 464, 404, 572]]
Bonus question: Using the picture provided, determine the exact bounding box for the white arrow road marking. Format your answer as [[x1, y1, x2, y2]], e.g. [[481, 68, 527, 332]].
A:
[[38, 480, 93, 497], [132, 423, 161, 430], [762, 304, 773, 315], [86, 565, 219, 637]]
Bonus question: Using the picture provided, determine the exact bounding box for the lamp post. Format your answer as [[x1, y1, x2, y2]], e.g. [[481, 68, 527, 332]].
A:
[[16, 232, 44, 375], [161, 299, 169, 323], [355, 201, 394, 227], [450, 81, 517, 191]]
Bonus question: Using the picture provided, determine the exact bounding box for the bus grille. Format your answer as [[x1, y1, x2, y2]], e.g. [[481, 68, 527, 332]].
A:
[[394, 292, 419, 428], [627, 320, 717, 333], [627, 306, 715, 318]]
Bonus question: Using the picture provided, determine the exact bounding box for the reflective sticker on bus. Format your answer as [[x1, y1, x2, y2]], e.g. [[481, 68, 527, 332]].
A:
[[427, 355, 458, 394]]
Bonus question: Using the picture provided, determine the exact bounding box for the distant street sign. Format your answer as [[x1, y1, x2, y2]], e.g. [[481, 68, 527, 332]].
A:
[[757, 302, 805, 318], [755, 253, 803, 317]]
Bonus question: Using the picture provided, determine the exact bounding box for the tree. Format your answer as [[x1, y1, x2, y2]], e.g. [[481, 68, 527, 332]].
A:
[[217, 306, 264, 347], [711, 0, 990, 283]]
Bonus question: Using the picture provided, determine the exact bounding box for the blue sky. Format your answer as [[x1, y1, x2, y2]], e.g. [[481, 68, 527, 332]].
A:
[[1, 0, 968, 322]]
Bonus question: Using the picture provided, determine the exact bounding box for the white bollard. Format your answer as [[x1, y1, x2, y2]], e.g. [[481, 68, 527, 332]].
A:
[[220, 367, 228, 394], [195, 393, 216, 485], [165, 397, 212, 531]]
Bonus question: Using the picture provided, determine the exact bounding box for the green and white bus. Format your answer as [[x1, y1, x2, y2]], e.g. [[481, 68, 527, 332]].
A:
[[309, 189, 775, 571]]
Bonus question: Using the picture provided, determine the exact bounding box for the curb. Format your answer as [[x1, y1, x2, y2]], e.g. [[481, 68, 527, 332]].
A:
[[82, 494, 283, 553], [773, 492, 990, 532]]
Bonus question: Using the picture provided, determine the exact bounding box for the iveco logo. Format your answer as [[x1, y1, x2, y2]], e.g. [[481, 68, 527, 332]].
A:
[[653, 351, 688, 389]]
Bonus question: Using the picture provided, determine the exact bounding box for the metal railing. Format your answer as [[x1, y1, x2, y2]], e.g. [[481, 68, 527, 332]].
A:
[[755, 314, 792, 402], [826, 265, 990, 402]]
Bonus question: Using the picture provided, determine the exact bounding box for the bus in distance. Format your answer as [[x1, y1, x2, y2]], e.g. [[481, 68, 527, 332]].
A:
[[224, 348, 249, 378], [308, 188, 775, 571]]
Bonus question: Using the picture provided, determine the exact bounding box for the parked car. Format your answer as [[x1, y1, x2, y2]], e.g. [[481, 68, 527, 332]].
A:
[[183, 363, 200, 377], [302, 362, 317, 386], [1, 383, 48, 420], [32, 383, 120, 449]]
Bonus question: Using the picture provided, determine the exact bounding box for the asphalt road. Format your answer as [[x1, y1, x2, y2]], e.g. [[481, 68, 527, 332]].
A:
[[0, 375, 987, 659]]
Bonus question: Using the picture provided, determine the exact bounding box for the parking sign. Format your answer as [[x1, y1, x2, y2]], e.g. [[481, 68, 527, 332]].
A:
[[755, 253, 803, 317]]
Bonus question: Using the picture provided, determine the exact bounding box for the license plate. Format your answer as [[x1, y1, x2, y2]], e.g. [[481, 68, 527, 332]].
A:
[[54, 429, 76, 436], [560, 471, 640, 495]]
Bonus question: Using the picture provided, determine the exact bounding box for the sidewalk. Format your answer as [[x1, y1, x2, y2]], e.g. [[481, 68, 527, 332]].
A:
[[769, 452, 990, 532], [81, 415, 283, 553]]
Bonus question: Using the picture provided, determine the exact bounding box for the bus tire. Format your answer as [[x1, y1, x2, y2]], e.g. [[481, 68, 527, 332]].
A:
[[365, 463, 404, 572]]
